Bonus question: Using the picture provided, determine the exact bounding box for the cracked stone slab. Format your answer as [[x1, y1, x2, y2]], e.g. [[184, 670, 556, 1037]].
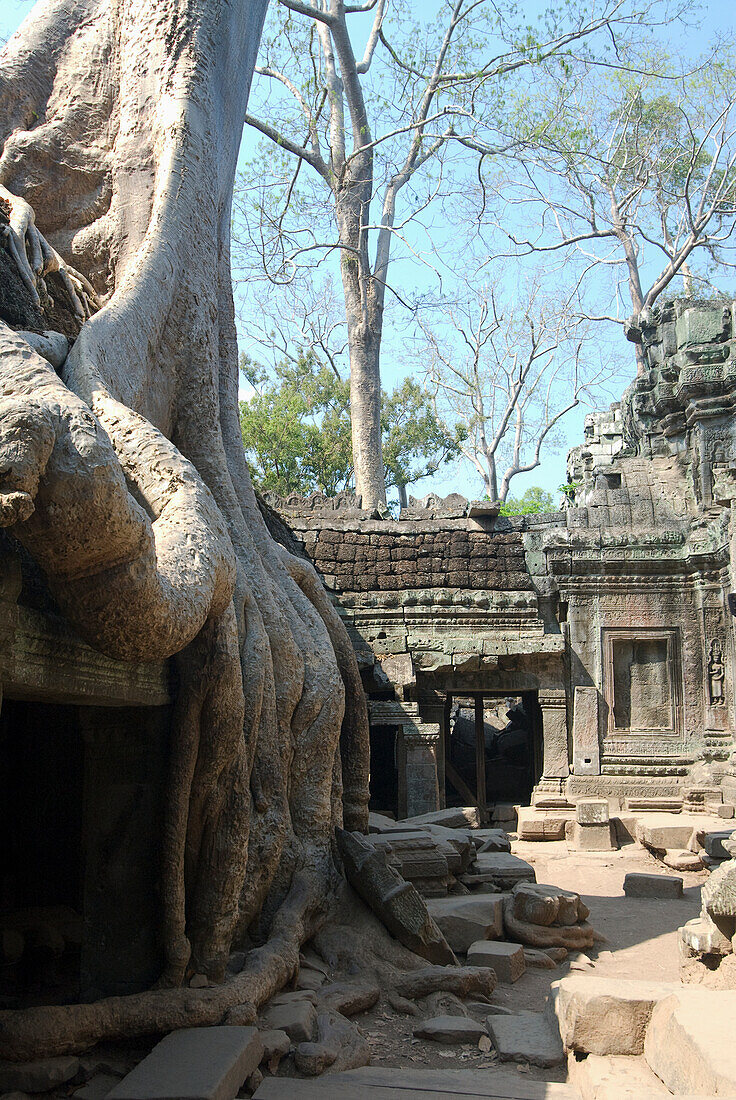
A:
[[487, 1012, 565, 1068], [107, 1027, 263, 1100]]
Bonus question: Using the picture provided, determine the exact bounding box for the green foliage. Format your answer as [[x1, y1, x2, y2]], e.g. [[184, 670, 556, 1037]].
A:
[[498, 486, 557, 515], [239, 353, 464, 499], [239, 351, 352, 497], [558, 480, 579, 501]]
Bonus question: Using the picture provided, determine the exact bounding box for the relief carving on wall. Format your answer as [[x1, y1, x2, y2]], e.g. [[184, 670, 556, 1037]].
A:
[[708, 639, 726, 707]]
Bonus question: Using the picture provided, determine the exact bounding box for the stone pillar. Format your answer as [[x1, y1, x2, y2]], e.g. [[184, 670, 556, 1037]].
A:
[[419, 700, 447, 810], [399, 722, 441, 819], [572, 685, 601, 775], [538, 690, 569, 786]]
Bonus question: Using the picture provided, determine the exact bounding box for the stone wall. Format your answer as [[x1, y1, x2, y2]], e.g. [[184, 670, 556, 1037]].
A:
[[300, 523, 533, 594], [268, 300, 736, 817]]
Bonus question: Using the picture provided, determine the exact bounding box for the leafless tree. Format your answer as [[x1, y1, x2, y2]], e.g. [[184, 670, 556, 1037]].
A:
[[417, 281, 618, 501], [479, 50, 736, 373], [239, 0, 672, 509]]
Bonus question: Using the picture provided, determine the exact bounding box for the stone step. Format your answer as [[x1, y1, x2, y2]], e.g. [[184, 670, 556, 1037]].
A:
[[550, 975, 683, 1056], [253, 1066, 577, 1098], [644, 988, 736, 1095], [107, 1027, 263, 1100], [568, 1053, 670, 1099]]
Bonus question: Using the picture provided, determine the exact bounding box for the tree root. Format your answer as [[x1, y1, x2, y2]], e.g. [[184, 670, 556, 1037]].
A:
[[0, 185, 98, 321], [0, 874, 319, 1062]]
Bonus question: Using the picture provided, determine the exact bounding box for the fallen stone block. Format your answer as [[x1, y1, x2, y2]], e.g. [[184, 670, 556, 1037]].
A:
[[702, 856, 736, 925], [262, 1001, 317, 1043], [511, 883, 588, 927], [476, 829, 512, 853], [679, 915, 732, 957], [569, 1053, 670, 1099], [551, 975, 682, 1056], [523, 947, 557, 969], [463, 853, 536, 890], [258, 1030, 290, 1074], [107, 1027, 263, 1100], [703, 829, 735, 861], [0, 1056, 79, 1094], [403, 807, 480, 830], [623, 872, 683, 898], [426, 894, 505, 952], [368, 812, 402, 832], [487, 1013, 564, 1068], [645, 988, 736, 1095], [422, 824, 475, 870], [412, 1015, 487, 1045], [466, 940, 525, 983], [503, 891, 595, 951], [516, 807, 569, 841], [576, 799, 609, 826], [635, 815, 696, 851], [662, 848, 703, 872], [336, 829, 456, 965], [708, 801, 735, 819]]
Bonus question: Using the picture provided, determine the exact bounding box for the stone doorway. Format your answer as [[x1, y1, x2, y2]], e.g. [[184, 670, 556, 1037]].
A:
[[443, 691, 543, 820], [368, 722, 399, 818], [0, 698, 170, 1006]]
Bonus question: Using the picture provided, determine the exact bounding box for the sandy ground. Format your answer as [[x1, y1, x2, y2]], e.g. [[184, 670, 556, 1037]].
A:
[[344, 837, 706, 1088]]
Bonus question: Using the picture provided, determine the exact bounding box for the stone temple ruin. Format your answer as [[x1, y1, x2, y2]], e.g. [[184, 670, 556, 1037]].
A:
[[5, 300, 736, 1097], [4, 297, 736, 1095], [265, 300, 736, 836]]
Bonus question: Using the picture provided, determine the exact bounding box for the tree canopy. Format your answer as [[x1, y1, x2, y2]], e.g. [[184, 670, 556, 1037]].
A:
[[240, 351, 465, 505]]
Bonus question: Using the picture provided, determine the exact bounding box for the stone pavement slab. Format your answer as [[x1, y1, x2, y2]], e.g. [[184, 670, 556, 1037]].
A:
[[107, 1027, 263, 1100], [487, 1013, 564, 1068], [253, 1066, 577, 1098]]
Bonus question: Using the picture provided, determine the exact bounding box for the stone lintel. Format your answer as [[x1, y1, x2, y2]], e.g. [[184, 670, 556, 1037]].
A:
[[1, 606, 171, 707]]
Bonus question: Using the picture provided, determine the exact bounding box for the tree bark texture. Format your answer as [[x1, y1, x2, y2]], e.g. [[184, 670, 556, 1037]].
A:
[[0, 0, 369, 1056]]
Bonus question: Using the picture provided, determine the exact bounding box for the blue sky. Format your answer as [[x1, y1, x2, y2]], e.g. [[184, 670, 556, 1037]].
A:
[[1, 0, 734, 504]]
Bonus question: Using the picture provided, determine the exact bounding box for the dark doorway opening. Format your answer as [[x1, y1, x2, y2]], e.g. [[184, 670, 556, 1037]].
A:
[[368, 723, 399, 818], [444, 691, 542, 818], [0, 699, 84, 1006]]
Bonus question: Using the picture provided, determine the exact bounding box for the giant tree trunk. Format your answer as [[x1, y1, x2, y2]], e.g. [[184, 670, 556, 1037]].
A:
[[0, 0, 369, 1057], [336, 165, 387, 513]]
